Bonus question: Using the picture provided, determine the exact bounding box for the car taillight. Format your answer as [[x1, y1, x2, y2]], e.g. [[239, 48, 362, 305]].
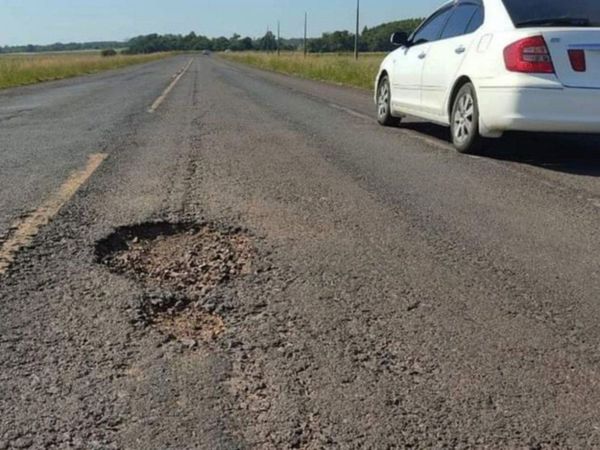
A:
[[568, 49, 587, 72], [504, 36, 555, 74]]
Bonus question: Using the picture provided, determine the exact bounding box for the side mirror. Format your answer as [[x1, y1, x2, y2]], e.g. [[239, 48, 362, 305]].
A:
[[390, 32, 409, 47]]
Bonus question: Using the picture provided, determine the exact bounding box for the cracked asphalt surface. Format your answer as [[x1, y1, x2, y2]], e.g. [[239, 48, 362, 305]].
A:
[[2, 54, 600, 449]]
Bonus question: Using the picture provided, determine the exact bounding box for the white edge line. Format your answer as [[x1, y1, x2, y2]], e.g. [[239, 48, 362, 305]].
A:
[[328, 102, 454, 152], [327, 100, 600, 204]]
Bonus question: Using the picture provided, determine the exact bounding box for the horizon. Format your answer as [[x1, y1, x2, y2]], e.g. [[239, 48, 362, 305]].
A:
[[0, 0, 441, 47]]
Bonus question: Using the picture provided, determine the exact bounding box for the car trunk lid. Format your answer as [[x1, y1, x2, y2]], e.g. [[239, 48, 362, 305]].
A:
[[542, 29, 600, 88]]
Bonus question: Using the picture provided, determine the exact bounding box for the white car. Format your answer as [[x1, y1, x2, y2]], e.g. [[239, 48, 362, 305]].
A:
[[375, 0, 600, 153]]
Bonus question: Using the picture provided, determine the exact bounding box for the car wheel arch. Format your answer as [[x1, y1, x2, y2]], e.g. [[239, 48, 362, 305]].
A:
[[447, 76, 473, 121], [375, 70, 391, 107], [377, 70, 390, 88]]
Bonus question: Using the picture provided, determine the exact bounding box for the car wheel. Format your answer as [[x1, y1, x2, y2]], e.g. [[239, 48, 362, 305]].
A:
[[377, 76, 400, 127], [451, 83, 482, 154]]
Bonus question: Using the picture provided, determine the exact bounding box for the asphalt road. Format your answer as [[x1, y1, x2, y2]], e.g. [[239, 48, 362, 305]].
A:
[[1, 54, 600, 449]]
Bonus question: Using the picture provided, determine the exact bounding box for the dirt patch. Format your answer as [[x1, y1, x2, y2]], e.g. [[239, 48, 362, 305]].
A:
[[140, 292, 226, 344], [156, 308, 225, 343], [96, 221, 254, 342]]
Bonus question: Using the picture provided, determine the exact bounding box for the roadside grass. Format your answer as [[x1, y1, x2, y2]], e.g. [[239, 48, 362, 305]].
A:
[[220, 51, 385, 90], [0, 52, 173, 89]]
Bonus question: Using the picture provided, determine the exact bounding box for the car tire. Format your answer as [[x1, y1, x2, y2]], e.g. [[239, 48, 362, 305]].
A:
[[377, 76, 401, 127], [451, 83, 483, 154]]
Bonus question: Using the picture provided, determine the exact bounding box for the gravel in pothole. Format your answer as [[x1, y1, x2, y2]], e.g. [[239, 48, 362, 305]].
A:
[[140, 292, 226, 344], [96, 221, 254, 342]]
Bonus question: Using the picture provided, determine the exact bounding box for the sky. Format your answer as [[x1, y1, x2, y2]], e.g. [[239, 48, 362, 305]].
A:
[[0, 0, 443, 46]]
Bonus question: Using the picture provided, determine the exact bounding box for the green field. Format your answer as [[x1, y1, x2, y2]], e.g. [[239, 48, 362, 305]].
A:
[[220, 52, 385, 90], [0, 52, 172, 89]]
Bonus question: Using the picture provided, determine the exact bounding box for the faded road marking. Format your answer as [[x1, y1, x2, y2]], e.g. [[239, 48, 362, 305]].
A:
[[399, 129, 454, 152], [328, 103, 372, 121], [0, 153, 107, 276], [328, 102, 454, 152], [148, 59, 194, 113]]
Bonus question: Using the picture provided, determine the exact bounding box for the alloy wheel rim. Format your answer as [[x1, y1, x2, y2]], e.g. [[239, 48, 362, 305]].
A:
[[453, 93, 474, 144], [378, 82, 389, 118]]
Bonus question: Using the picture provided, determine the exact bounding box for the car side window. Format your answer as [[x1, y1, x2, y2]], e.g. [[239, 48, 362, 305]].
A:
[[411, 8, 454, 46], [465, 6, 484, 34], [441, 5, 479, 39]]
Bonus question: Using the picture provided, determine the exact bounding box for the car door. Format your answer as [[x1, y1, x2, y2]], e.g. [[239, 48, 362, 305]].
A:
[[391, 6, 454, 112], [420, 2, 484, 117]]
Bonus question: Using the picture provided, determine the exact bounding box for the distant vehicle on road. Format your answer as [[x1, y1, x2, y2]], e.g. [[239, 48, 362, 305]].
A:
[[202, 50, 211, 56], [375, 0, 600, 153]]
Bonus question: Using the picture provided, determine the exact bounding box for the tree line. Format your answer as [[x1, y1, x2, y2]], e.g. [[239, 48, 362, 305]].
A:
[[307, 19, 422, 53], [0, 41, 123, 54], [1, 18, 422, 55]]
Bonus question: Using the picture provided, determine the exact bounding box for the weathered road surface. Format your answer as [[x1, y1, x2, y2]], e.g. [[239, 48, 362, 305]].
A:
[[1, 54, 600, 449]]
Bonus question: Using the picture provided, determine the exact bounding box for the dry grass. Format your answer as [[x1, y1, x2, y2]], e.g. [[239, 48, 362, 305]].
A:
[[220, 51, 385, 90], [0, 52, 173, 89]]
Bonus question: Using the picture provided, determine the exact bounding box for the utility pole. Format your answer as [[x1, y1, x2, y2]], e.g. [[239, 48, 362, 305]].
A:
[[304, 12, 308, 57], [354, 0, 360, 60], [277, 20, 281, 56]]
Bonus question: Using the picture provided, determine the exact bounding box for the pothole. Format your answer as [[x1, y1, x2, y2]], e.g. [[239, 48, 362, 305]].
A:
[[96, 221, 254, 343], [96, 221, 254, 297], [140, 292, 226, 345]]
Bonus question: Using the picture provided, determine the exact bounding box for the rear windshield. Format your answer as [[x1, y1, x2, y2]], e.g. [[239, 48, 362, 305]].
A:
[[502, 0, 600, 27]]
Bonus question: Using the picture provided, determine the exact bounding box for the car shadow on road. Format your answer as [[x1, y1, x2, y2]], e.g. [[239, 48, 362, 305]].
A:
[[483, 133, 600, 177], [402, 121, 600, 177], [402, 121, 451, 142]]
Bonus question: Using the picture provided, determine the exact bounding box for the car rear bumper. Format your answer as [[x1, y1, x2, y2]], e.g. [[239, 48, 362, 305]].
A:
[[478, 86, 600, 135]]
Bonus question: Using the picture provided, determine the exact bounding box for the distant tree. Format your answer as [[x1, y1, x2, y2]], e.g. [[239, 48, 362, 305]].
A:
[[362, 19, 423, 52], [183, 32, 198, 50], [212, 36, 230, 52], [240, 37, 254, 50], [228, 35, 254, 51], [258, 31, 277, 52], [307, 30, 354, 53], [101, 48, 117, 57], [228, 34, 241, 51]]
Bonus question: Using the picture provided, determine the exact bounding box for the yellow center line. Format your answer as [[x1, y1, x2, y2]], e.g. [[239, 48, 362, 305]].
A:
[[0, 153, 108, 276], [148, 58, 194, 113]]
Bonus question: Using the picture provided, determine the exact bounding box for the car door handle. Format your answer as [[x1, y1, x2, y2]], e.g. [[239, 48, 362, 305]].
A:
[[418, 52, 427, 59], [455, 45, 466, 54]]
